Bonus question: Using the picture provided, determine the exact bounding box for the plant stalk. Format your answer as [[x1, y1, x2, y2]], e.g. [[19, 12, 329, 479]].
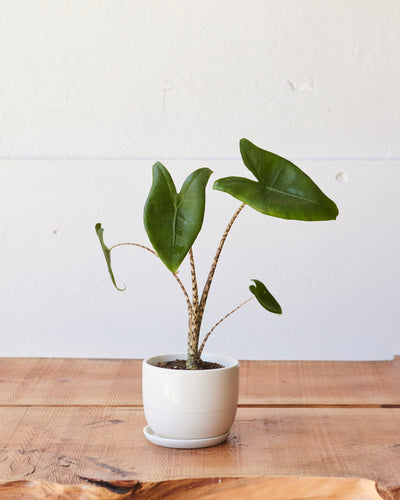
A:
[[186, 203, 246, 368], [187, 248, 200, 369], [110, 242, 192, 313], [199, 203, 245, 316], [198, 296, 254, 357]]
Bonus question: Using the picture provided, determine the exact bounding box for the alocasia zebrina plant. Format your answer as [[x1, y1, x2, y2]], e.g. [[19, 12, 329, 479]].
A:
[[96, 138, 338, 369]]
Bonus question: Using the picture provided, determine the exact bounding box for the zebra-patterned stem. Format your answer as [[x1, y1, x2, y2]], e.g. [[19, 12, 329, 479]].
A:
[[110, 242, 192, 312], [186, 302, 202, 368], [110, 241, 158, 256], [174, 272, 193, 314], [199, 203, 245, 316], [187, 299, 202, 369], [186, 203, 246, 368], [186, 307, 198, 369], [198, 296, 254, 357], [189, 248, 199, 308], [186, 248, 202, 368]]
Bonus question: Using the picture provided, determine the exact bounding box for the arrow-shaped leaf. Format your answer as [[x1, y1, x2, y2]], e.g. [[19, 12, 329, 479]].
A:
[[95, 223, 125, 291], [214, 138, 339, 221], [143, 162, 213, 273], [249, 279, 282, 315]]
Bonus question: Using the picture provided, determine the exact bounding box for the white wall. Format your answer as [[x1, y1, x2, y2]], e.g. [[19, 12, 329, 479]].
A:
[[0, 1, 399, 360]]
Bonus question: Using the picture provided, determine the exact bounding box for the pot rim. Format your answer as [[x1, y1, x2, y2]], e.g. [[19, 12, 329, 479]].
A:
[[143, 353, 239, 372]]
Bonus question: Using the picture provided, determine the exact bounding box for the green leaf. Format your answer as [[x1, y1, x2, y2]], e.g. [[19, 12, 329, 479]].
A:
[[95, 223, 125, 291], [214, 138, 339, 221], [143, 162, 213, 273], [249, 279, 282, 315]]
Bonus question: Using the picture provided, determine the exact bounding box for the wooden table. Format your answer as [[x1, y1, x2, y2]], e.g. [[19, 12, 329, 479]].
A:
[[0, 357, 399, 499]]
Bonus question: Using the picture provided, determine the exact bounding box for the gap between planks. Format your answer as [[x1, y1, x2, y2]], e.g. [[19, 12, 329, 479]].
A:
[[0, 403, 398, 408]]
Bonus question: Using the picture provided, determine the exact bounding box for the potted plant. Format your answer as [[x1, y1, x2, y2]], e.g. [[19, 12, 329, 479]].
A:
[[95, 138, 338, 448]]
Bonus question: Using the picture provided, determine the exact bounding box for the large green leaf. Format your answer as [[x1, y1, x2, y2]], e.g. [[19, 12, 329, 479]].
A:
[[249, 279, 282, 315], [214, 138, 339, 221], [143, 162, 213, 273], [95, 223, 125, 291]]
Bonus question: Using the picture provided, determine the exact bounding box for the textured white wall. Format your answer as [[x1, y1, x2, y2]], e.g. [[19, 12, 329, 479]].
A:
[[0, 1, 399, 359]]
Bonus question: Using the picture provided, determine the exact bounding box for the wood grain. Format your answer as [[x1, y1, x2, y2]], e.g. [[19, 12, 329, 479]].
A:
[[0, 357, 399, 498], [239, 358, 400, 406], [0, 357, 398, 406], [0, 407, 399, 490], [0, 476, 384, 499], [0, 358, 142, 406]]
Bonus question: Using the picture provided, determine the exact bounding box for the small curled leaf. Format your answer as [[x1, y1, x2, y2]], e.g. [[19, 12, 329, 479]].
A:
[[249, 279, 282, 315], [95, 223, 126, 292]]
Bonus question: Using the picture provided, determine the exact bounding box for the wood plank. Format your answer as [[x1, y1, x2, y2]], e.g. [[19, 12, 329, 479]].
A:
[[0, 407, 398, 491], [0, 358, 142, 406], [239, 358, 400, 406], [0, 476, 383, 499], [0, 358, 399, 406]]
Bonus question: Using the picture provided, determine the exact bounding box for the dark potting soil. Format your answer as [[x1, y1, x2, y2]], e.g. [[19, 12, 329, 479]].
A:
[[156, 359, 223, 370]]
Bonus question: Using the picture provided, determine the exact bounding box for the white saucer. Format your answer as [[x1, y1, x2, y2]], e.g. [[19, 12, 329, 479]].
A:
[[143, 425, 229, 449]]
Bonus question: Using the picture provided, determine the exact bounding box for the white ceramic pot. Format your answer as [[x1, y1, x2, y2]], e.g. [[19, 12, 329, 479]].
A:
[[142, 353, 239, 442]]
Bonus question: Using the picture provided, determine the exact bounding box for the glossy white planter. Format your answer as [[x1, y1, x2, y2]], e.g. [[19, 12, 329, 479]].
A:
[[142, 353, 239, 445]]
